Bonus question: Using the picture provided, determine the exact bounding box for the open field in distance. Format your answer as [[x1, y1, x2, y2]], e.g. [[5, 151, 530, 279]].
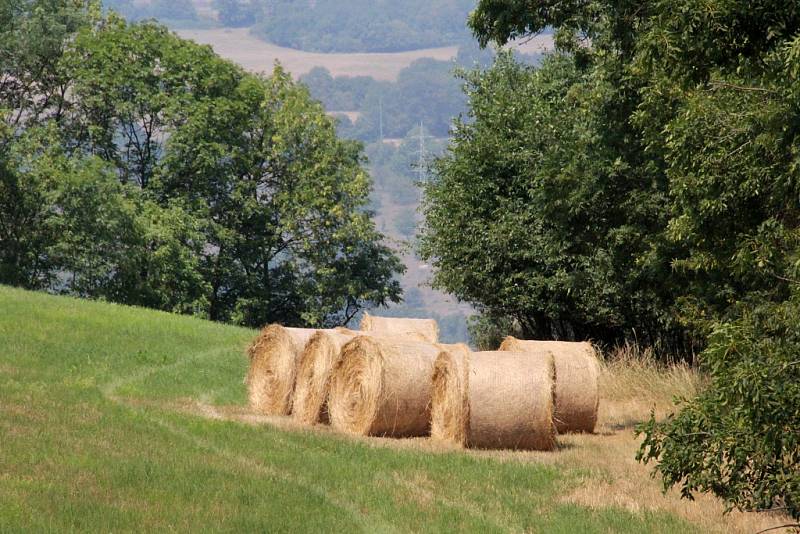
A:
[[176, 28, 554, 81]]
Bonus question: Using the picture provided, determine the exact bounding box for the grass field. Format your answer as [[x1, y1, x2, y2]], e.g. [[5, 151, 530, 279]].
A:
[[0, 286, 788, 532], [175, 28, 554, 81], [176, 28, 460, 81]]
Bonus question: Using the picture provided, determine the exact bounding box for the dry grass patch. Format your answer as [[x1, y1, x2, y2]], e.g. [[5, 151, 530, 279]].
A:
[[176, 28, 459, 81], [552, 344, 789, 534]]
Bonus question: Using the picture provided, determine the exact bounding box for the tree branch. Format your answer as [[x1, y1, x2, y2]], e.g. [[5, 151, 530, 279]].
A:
[[709, 82, 778, 94], [754, 524, 800, 534]]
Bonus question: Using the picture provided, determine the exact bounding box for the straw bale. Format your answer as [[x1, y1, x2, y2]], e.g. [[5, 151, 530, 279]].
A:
[[245, 325, 318, 415], [293, 328, 433, 425], [292, 329, 358, 425], [445, 351, 557, 450], [500, 337, 600, 433], [328, 336, 442, 437], [359, 313, 439, 344], [430, 343, 471, 446]]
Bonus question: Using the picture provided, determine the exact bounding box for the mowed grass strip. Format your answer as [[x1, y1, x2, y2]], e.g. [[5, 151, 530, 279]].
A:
[[0, 286, 695, 533]]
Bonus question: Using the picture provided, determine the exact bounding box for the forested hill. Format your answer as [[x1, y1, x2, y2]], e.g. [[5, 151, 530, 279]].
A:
[[245, 0, 476, 52]]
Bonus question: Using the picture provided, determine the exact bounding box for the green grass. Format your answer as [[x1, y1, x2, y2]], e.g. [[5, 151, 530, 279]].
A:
[[0, 286, 696, 533]]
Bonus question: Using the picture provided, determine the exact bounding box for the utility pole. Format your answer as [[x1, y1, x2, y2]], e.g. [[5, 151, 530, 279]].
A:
[[413, 121, 435, 207], [415, 121, 433, 184], [379, 97, 384, 144]]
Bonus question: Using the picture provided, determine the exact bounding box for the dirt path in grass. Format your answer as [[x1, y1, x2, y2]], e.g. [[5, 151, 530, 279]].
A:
[[100, 352, 401, 534]]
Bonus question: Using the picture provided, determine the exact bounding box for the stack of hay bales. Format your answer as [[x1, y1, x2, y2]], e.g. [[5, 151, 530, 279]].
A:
[[328, 335, 442, 437], [244, 315, 600, 452]]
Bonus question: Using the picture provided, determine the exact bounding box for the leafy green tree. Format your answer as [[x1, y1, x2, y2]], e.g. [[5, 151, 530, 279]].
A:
[[0, 0, 93, 130], [155, 67, 403, 326], [461, 0, 800, 517], [64, 17, 242, 188], [0, 124, 209, 311], [419, 51, 683, 349], [1, 6, 404, 328]]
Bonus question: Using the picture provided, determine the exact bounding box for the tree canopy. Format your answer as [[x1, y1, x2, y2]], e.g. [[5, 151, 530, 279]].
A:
[[420, 0, 800, 517], [0, 0, 403, 328]]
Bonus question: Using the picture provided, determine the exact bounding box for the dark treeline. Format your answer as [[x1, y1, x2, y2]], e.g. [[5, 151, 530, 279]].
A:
[[104, 0, 202, 26], [301, 43, 537, 143], [0, 1, 403, 328], [249, 0, 476, 53]]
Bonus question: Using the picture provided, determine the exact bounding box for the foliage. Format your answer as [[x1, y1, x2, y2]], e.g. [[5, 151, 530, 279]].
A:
[[0, 3, 403, 328], [251, 0, 476, 53], [453, 0, 800, 517], [213, 0, 257, 27], [103, 0, 198, 24], [419, 52, 684, 350], [300, 44, 541, 143], [638, 298, 800, 519], [300, 58, 462, 141], [467, 311, 521, 351], [0, 125, 210, 312]]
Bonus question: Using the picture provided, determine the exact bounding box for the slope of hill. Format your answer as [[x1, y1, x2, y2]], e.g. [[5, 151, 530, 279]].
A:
[[0, 286, 785, 532]]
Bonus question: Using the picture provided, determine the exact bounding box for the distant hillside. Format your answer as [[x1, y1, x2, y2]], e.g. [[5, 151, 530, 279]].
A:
[[248, 0, 476, 52]]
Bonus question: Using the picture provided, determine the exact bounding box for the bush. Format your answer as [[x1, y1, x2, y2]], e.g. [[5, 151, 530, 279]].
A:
[[638, 299, 800, 519]]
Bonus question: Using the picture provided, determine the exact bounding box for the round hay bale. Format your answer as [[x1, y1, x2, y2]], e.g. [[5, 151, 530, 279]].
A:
[[430, 343, 471, 446], [245, 325, 318, 415], [292, 329, 358, 425], [293, 328, 432, 426], [500, 337, 600, 433], [359, 312, 439, 344], [328, 336, 443, 437], [466, 351, 557, 450]]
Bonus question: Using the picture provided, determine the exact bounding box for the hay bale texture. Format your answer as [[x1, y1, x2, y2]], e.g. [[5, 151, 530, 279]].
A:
[[432, 350, 557, 450], [328, 336, 442, 437], [500, 337, 600, 433], [293, 328, 432, 426], [292, 329, 358, 425], [246, 325, 318, 415], [430, 343, 471, 446], [359, 313, 439, 344]]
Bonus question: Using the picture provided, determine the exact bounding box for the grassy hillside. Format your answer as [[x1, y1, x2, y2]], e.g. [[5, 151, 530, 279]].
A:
[[0, 286, 782, 532]]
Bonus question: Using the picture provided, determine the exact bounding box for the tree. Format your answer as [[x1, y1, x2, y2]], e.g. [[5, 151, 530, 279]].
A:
[[419, 50, 684, 350], [0, 0, 93, 131], [1, 6, 404, 328], [638, 298, 800, 519], [155, 67, 403, 326], [251, 0, 476, 53], [457, 0, 800, 517], [0, 124, 210, 312], [213, 0, 256, 27], [63, 17, 243, 188]]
